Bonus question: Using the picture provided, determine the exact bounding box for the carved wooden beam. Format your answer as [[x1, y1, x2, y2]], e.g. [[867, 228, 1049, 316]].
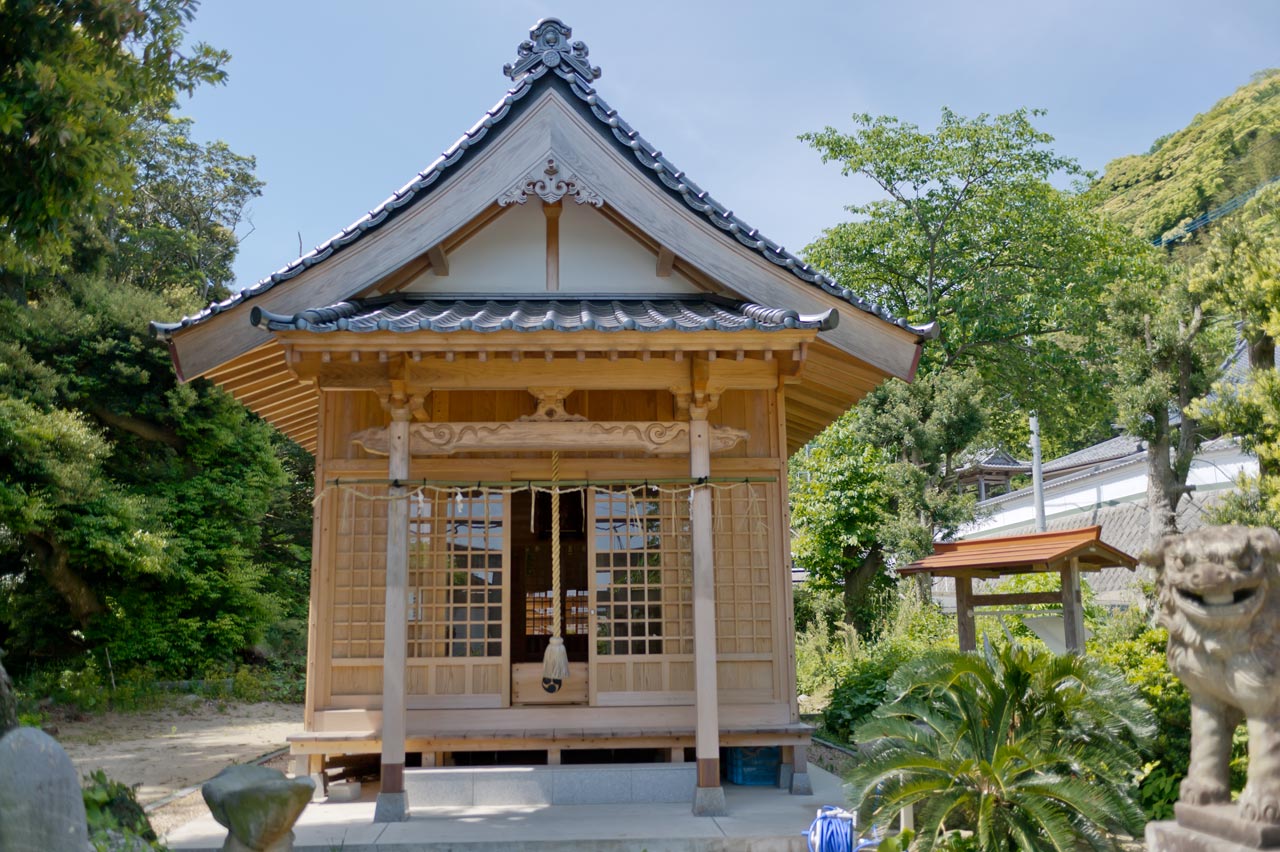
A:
[[352, 420, 748, 457]]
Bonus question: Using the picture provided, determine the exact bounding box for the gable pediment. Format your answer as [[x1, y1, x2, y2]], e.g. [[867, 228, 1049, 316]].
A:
[[162, 86, 921, 382]]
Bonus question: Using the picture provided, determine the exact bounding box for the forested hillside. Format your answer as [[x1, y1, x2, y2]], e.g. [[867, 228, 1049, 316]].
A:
[[1091, 68, 1280, 249], [1088, 68, 1280, 531], [0, 3, 313, 684]]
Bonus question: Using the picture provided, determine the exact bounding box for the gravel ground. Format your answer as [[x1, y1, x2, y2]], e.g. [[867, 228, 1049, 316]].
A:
[[148, 752, 291, 838]]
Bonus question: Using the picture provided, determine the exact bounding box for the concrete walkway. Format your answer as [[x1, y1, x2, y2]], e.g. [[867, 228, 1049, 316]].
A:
[[166, 766, 857, 851]]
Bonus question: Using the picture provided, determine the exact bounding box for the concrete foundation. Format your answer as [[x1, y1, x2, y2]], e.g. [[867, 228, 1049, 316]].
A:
[[373, 791, 408, 823], [789, 772, 812, 796], [691, 785, 727, 816], [167, 764, 847, 851], [405, 763, 696, 807], [1149, 809, 1280, 851]]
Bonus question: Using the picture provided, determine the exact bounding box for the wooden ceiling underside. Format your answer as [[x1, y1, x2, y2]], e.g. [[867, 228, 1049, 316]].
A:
[[205, 336, 885, 459]]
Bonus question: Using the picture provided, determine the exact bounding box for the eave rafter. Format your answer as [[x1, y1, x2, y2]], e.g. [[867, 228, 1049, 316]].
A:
[[279, 333, 808, 395]]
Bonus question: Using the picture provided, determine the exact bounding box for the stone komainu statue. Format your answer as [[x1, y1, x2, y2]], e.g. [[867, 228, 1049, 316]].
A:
[[1148, 524, 1280, 824]]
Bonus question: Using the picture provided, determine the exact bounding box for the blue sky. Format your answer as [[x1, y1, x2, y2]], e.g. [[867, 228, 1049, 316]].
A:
[[178, 1, 1280, 291]]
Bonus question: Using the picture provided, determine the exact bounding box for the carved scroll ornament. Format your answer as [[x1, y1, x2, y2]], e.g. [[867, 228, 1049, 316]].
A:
[[352, 420, 747, 457], [498, 158, 603, 208]]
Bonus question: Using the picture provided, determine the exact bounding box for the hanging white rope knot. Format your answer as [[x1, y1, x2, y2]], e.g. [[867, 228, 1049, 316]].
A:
[[541, 451, 570, 693]]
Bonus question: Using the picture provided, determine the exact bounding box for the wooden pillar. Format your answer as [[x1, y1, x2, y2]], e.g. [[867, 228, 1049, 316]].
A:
[[689, 408, 727, 816], [1061, 558, 1085, 653], [374, 400, 412, 822], [955, 575, 976, 652]]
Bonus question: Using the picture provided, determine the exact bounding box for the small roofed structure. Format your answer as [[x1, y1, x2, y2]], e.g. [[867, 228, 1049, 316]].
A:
[[898, 527, 1137, 653]]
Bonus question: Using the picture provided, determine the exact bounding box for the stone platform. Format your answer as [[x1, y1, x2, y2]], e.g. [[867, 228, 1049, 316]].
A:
[[165, 764, 852, 852], [404, 762, 695, 806], [1148, 803, 1280, 851]]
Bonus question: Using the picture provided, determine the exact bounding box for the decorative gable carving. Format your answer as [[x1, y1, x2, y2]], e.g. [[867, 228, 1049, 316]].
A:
[[498, 158, 603, 208]]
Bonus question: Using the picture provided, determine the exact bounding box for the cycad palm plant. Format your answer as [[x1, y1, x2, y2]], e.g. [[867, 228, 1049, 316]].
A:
[[848, 641, 1154, 851]]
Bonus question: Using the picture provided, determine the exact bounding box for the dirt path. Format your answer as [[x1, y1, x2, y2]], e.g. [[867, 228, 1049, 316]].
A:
[[56, 698, 303, 804]]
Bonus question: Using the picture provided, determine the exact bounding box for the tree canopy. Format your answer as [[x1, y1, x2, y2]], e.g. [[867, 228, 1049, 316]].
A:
[[802, 107, 1129, 450], [0, 0, 311, 679], [0, 0, 228, 276]]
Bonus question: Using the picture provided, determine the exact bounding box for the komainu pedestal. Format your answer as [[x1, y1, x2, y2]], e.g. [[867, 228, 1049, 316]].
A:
[[1147, 525, 1280, 850]]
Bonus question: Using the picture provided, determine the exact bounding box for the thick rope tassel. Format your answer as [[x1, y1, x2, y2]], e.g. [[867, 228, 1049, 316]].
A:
[[541, 451, 570, 693]]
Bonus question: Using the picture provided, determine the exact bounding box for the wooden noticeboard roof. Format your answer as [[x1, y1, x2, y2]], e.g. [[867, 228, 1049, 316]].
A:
[[898, 526, 1137, 579]]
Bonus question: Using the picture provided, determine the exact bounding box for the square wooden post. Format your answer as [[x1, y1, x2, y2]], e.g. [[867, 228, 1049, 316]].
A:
[[689, 413, 726, 816], [955, 575, 977, 652], [375, 403, 412, 822], [1061, 558, 1085, 653]]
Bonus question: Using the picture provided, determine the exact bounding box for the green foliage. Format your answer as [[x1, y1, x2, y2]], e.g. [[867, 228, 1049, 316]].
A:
[[819, 590, 955, 743], [793, 106, 1134, 628], [1089, 608, 1248, 820], [83, 768, 163, 851], [0, 275, 307, 675], [793, 581, 845, 637], [802, 107, 1128, 449], [0, 17, 313, 678], [790, 372, 983, 629], [1102, 254, 1232, 549], [0, 0, 228, 275], [1188, 184, 1280, 518], [848, 642, 1153, 851], [1091, 70, 1280, 245], [106, 116, 263, 299], [16, 659, 164, 713]]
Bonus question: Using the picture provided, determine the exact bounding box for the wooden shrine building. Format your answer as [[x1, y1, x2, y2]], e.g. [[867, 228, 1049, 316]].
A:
[[152, 18, 932, 819]]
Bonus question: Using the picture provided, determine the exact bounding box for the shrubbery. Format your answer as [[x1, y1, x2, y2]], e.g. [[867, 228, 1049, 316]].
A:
[[814, 587, 955, 743], [1090, 605, 1248, 820], [83, 769, 164, 851], [848, 642, 1153, 850]]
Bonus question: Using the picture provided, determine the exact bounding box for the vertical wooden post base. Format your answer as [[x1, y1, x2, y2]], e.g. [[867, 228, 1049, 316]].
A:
[[374, 762, 408, 822], [789, 744, 812, 795], [693, 757, 726, 815], [696, 757, 720, 788]]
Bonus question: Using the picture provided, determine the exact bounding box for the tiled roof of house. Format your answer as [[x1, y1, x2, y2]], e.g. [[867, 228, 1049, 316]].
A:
[[249, 294, 837, 335], [1042, 434, 1145, 474], [957, 447, 1028, 473], [152, 18, 935, 343]]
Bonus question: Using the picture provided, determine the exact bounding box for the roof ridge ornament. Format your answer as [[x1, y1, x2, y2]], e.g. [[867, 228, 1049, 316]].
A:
[[498, 157, 604, 208], [503, 17, 601, 82]]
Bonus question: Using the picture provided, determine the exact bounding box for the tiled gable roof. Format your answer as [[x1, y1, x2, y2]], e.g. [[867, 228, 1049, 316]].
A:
[[1041, 434, 1144, 474], [249, 294, 838, 335], [152, 18, 935, 342]]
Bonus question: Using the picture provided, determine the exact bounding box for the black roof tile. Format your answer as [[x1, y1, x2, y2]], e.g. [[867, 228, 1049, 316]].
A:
[[249, 294, 838, 335]]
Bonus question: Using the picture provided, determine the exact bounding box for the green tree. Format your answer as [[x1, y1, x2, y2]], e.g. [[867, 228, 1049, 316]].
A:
[[1187, 185, 1280, 524], [1091, 69, 1280, 245], [0, 0, 228, 278], [849, 643, 1153, 851], [792, 107, 1132, 624], [802, 107, 1127, 451], [790, 426, 888, 630], [106, 116, 263, 299], [1106, 258, 1231, 552], [0, 276, 299, 672]]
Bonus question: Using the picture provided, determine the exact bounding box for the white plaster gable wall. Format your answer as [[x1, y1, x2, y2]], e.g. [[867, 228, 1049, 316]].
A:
[[558, 200, 700, 293], [966, 441, 1256, 539], [403, 202, 544, 293], [401, 196, 702, 295]]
